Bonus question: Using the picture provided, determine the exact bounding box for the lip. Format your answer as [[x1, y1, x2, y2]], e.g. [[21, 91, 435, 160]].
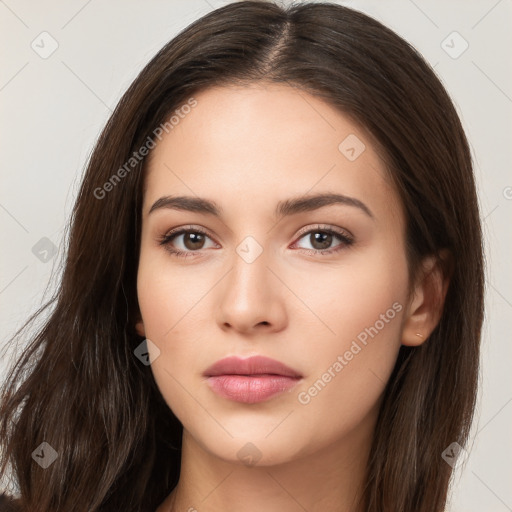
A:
[[203, 355, 303, 404]]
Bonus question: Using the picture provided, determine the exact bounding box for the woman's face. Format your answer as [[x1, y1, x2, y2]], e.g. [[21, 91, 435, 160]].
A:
[[136, 83, 412, 466]]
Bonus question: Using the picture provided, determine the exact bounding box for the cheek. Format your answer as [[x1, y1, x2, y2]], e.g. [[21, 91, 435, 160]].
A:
[[136, 253, 205, 367], [136, 259, 209, 427], [288, 241, 409, 418], [135, 244, 222, 389], [136, 240, 211, 338], [289, 236, 408, 347]]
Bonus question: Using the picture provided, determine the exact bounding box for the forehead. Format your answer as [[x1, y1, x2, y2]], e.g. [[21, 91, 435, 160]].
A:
[[143, 83, 402, 226]]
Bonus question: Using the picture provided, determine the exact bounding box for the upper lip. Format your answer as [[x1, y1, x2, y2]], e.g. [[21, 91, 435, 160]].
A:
[[203, 355, 302, 378]]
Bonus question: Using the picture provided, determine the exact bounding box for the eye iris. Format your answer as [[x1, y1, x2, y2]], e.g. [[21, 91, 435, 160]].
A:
[[311, 232, 332, 250], [184, 232, 205, 250]]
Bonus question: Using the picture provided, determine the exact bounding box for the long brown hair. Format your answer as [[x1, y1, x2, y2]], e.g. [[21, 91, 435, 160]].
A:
[[0, 2, 484, 510]]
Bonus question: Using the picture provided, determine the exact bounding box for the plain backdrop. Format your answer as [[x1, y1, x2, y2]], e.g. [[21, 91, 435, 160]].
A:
[[1, 1, 511, 510]]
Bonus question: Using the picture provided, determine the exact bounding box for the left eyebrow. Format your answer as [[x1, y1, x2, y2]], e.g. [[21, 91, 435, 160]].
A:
[[148, 192, 374, 220], [275, 192, 373, 219]]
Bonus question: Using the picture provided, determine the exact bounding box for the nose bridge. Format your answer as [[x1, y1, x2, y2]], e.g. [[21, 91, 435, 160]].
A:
[[216, 232, 286, 332], [227, 234, 272, 305]]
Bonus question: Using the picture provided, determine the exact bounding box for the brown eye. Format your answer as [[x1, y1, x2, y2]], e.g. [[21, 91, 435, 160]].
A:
[[159, 227, 216, 258], [181, 232, 206, 250], [294, 226, 354, 255], [309, 232, 333, 250]]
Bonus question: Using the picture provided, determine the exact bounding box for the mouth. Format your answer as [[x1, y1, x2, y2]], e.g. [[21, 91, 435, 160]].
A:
[[203, 355, 303, 404]]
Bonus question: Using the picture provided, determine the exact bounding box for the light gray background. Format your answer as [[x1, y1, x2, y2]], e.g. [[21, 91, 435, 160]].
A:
[[1, 1, 511, 510]]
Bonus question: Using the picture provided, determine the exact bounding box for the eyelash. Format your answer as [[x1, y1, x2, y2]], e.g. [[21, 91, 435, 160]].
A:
[[157, 224, 354, 259]]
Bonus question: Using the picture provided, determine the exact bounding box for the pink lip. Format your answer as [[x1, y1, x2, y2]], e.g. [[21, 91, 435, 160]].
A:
[[203, 356, 302, 404]]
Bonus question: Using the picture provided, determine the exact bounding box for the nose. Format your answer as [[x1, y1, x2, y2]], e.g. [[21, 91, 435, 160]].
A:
[[216, 247, 288, 335]]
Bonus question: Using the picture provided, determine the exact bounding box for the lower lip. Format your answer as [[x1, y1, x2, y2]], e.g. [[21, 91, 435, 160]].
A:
[[206, 375, 301, 403]]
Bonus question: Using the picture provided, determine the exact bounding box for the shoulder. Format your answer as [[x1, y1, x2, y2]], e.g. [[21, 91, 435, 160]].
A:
[[0, 493, 22, 512]]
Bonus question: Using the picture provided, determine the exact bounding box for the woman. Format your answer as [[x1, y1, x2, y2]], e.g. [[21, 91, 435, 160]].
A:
[[0, 1, 484, 511]]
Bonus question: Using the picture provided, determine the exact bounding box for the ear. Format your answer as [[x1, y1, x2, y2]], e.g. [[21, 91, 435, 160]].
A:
[[135, 314, 146, 337], [401, 250, 452, 346]]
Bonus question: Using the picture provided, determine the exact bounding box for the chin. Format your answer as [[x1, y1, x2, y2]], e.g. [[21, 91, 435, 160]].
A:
[[187, 422, 315, 468]]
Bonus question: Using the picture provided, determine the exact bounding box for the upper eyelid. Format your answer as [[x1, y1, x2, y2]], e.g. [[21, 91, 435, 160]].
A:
[[295, 224, 353, 239]]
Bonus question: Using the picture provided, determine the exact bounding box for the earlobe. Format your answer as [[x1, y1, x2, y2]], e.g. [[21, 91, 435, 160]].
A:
[[401, 251, 451, 347], [135, 319, 145, 337]]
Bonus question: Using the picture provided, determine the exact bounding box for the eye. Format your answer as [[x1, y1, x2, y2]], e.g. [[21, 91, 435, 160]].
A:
[[158, 226, 217, 258], [292, 224, 354, 255]]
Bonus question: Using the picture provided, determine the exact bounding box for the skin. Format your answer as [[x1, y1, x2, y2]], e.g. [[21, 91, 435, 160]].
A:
[[135, 83, 446, 512]]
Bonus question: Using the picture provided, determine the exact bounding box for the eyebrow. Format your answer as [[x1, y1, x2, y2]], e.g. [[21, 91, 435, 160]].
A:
[[148, 192, 374, 219]]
